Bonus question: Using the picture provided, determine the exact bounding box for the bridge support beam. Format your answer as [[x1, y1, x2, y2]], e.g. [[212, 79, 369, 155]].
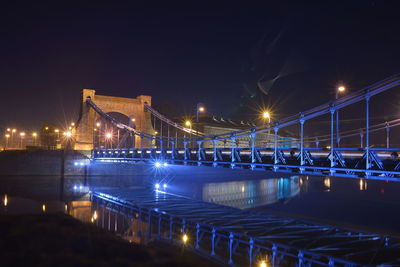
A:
[[273, 127, 279, 171], [230, 137, 236, 168], [197, 141, 203, 166], [183, 139, 188, 165], [300, 117, 305, 173], [250, 131, 256, 170], [365, 94, 371, 172], [213, 139, 218, 167], [329, 107, 335, 174]]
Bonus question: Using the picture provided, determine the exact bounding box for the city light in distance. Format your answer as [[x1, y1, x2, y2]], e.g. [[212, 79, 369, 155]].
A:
[[54, 129, 59, 133], [182, 234, 188, 244], [64, 131, 72, 137], [198, 106, 205, 112], [19, 132, 25, 137], [338, 85, 346, 92], [131, 118, 136, 122], [185, 120, 191, 127], [5, 134, 10, 138], [71, 122, 75, 126], [45, 126, 49, 130], [105, 133, 112, 139], [155, 183, 160, 189], [6, 128, 10, 132], [12, 129, 16, 133], [32, 132, 37, 137], [42, 204, 46, 213], [96, 122, 101, 127]]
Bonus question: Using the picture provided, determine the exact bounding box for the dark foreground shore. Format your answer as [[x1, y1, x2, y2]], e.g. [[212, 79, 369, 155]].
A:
[[0, 213, 221, 267]]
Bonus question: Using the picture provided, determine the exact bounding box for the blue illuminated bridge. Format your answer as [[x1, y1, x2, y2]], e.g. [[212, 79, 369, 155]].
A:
[[83, 74, 400, 266]]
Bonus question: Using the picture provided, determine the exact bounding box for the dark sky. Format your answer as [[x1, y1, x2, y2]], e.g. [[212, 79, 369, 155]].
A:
[[1, 1, 400, 132]]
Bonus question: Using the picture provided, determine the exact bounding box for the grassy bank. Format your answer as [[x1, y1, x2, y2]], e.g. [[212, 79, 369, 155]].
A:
[[0, 213, 221, 267]]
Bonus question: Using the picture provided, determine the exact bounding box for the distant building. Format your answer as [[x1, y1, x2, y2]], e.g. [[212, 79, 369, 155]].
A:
[[191, 116, 297, 149]]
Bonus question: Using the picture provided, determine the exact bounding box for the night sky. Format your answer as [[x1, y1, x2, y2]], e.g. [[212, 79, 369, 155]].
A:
[[1, 1, 400, 133]]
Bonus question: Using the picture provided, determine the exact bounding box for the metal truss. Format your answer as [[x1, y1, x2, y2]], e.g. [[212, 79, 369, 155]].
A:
[[91, 189, 400, 266], [92, 147, 400, 181]]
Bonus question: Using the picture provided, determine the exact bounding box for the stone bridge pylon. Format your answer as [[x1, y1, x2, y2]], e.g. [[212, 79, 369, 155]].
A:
[[74, 89, 153, 150]]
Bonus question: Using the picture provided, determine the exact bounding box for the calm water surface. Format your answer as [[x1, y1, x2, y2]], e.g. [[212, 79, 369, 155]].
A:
[[1, 174, 399, 235]]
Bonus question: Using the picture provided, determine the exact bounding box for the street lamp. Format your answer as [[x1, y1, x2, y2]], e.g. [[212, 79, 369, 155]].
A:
[[4, 134, 10, 149], [32, 132, 37, 146], [54, 129, 60, 143], [262, 110, 272, 145], [19, 132, 25, 148], [262, 111, 271, 123], [105, 132, 112, 148], [336, 84, 346, 147], [196, 103, 205, 122]]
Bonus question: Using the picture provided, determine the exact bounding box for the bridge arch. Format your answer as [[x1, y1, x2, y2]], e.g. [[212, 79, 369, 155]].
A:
[[74, 89, 153, 150]]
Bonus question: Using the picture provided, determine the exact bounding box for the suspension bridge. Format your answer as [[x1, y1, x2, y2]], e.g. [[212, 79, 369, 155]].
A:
[[74, 74, 400, 181], [69, 74, 400, 266]]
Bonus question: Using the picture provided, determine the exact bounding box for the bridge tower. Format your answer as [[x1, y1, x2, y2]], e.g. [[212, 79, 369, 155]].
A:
[[74, 89, 153, 151]]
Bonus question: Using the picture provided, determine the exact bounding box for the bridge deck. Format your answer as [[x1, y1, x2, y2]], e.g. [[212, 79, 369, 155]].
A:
[[92, 188, 400, 266]]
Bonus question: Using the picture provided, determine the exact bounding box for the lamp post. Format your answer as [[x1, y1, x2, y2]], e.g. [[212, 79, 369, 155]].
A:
[[4, 134, 10, 149], [262, 111, 271, 146], [185, 120, 192, 148], [19, 132, 25, 149], [32, 132, 37, 146], [105, 132, 112, 149], [11, 129, 16, 148], [196, 103, 205, 122], [336, 85, 346, 147]]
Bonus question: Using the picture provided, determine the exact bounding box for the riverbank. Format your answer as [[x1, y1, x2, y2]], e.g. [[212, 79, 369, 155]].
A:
[[0, 213, 221, 267]]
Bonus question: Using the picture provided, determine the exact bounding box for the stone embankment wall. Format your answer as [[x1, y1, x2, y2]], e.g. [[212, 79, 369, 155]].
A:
[[0, 150, 88, 176]]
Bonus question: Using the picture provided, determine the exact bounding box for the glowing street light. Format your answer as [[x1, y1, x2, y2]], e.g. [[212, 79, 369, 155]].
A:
[[196, 103, 205, 122], [71, 122, 75, 126], [45, 126, 49, 130], [185, 120, 192, 127], [6, 128, 10, 132], [96, 122, 101, 127], [64, 131, 72, 137], [182, 234, 188, 244], [32, 132, 37, 146], [105, 132, 113, 148], [131, 118, 136, 122], [262, 111, 271, 121], [19, 132, 25, 148], [4, 134, 10, 149]]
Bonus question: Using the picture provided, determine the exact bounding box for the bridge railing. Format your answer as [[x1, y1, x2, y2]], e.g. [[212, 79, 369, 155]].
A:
[[92, 145, 400, 180]]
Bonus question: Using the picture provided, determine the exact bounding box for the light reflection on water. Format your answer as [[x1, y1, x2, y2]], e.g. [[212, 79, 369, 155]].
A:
[[1, 174, 400, 234], [202, 176, 300, 209]]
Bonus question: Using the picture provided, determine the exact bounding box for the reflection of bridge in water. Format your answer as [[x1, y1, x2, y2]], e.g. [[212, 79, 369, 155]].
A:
[[202, 177, 300, 209]]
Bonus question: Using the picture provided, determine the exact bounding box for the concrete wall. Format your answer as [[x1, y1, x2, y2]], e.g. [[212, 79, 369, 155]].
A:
[[0, 150, 88, 176]]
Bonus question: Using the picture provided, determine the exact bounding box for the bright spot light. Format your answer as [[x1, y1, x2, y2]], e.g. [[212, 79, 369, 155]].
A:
[[105, 133, 112, 139], [32, 132, 37, 137], [163, 183, 167, 189], [155, 183, 160, 189], [73, 185, 78, 190], [74, 162, 78, 166], [131, 118, 136, 122], [91, 217, 94, 223], [71, 122, 75, 126], [182, 234, 188, 244], [79, 185, 83, 190], [4, 194, 7, 207], [163, 162, 168, 167], [6, 128, 10, 132], [155, 162, 161, 168], [259, 260, 267, 267], [93, 210, 98, 220], [96, 122, 101, 127], [198, 106, 205, 112], [338, 85, 346, 92], [42, 204, 46, 213], [64, 131, 72, 137], [262, 111, 270, 119], [185, 120, 191, 127], [79, 162, 84, 166], [20, 132, 25, 137]]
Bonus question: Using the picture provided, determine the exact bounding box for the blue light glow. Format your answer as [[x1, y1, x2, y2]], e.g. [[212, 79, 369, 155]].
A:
[[163, 162, 168, 167], [155, 162, 161, 168], [163, 183, 167, 189], [155, 183, 160, 189]]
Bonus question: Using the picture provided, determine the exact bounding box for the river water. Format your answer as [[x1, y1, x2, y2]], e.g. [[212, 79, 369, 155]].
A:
[[1, 174, 399, 235]]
